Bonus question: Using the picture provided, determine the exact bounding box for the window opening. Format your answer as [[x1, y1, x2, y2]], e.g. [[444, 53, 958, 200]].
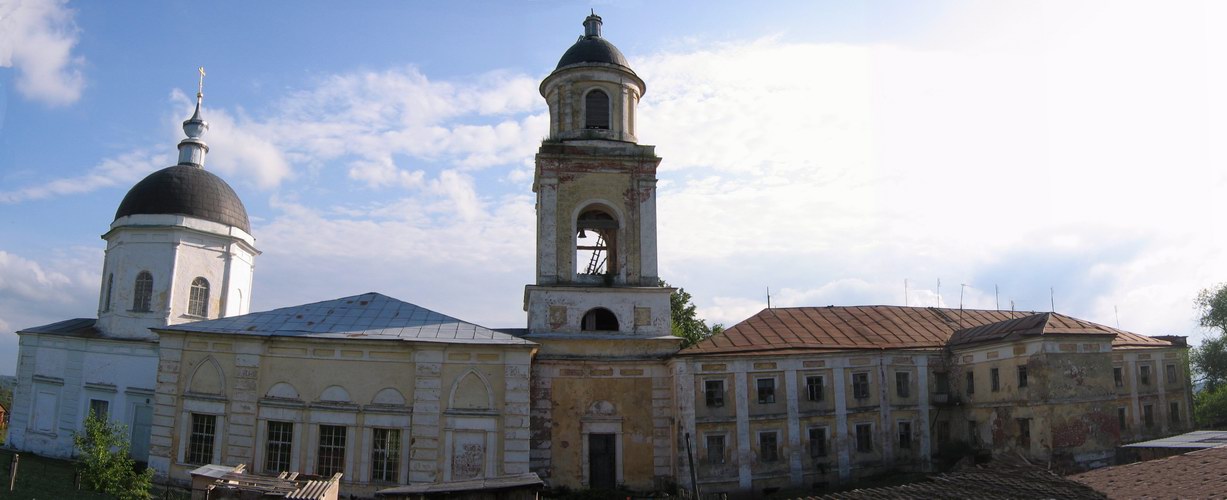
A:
[[895, 372, 910, 398], [898, 421, 912, 449], [991, 367, 1000, 392], [1018, 365, 1028, 388], [1017, 418, 1031, 448], [318, 425, 347, 477], [705, 435, 725, 464], [265, 421, 293, 473], [1114, 367, 1124, 387], [133, 271, 153, 312], [757, 378, 776, 404], [855, 424, 873, 453], [581, 308, 619, 331], [704, 380, 725, 407], [808, 427, 827, 458], [1118, 407, 1127, 430], [1166, 364, 1178, 384], [853, 373, 870, 399], [934, 372, 949, 394], [103, 274, 113, 312], [1143, 404, 1154, 428], [188, 277, 209, 317], [966, 371, 975, 395], [759, 432, 779, 462], [967, 420, 978, 445], [1170, 402, 1180, 425], [371, 428, 401, 483], [88, 399, 109, 421], [585, 89, 610, 129], [187, 413, 216, 465], [576, 209, 618, 277], [806, 376, 824, 402]]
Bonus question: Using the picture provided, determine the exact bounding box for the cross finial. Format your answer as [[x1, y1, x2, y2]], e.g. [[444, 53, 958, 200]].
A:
[[197, 66, 206, 99]]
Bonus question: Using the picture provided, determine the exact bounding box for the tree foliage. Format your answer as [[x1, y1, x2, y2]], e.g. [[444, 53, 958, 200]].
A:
[[667, 283, 722, 348], [74, 411, 154, 500], [1193, 283, 1227, 426]]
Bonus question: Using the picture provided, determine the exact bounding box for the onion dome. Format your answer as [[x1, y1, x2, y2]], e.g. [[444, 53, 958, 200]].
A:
[[554, 12, 634, 73]]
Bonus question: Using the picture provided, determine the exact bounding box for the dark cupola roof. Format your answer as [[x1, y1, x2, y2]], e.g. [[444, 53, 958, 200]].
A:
[[554, 12, 634, 73], [113, 71, 251, 233], [114, 165, 251, 232]]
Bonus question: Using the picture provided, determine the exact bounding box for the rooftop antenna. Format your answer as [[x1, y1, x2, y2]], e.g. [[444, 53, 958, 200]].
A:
[[1050, 287, 1055, 312], [766, 286, 771, 309], [1010, 299, 1015, 312], [904, 279, 909, 306], [959, 284, 967, 325], [937, 278, 942, 307], [1115, 305, 1121, 328], [995, 285, 1000, 311]]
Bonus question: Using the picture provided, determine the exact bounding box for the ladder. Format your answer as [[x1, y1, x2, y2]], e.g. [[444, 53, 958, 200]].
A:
[[584, 234, 607, 275]]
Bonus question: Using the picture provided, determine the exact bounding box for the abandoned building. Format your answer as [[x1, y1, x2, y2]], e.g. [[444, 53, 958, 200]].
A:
[[6, 12, 1195, 499]]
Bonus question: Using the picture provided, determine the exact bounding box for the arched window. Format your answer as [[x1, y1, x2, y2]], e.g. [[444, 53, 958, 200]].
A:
[[585, 89, 610, 130], [102, 273, 113, 312], [581, 308, 619, 331], [188, 277, 209, 317], [576, 208, 618, 276], [133, 271, 153, 312]]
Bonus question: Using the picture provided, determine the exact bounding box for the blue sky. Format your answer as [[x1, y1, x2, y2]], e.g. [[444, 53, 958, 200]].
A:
[[2, 0, 1226, 376]]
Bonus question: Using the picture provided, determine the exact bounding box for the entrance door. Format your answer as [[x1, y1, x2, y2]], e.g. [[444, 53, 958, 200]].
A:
[[130, 404, 153, 463], [588, 433, 616, 490]]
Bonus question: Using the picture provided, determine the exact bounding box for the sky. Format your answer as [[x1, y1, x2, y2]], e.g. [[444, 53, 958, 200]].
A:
[[2, 0, 1226, 376]]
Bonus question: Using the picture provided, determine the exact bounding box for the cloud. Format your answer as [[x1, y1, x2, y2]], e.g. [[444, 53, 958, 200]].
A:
[[0, 149, 168, 204], [0, 0, 84, 105]]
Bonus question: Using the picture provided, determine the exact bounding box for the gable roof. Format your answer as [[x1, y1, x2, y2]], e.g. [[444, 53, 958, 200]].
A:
[[1069, 445, 1227, 498], [808, 464, 1105, 500], [681, 306, 1172, 356], [156, 292, 534, 346]]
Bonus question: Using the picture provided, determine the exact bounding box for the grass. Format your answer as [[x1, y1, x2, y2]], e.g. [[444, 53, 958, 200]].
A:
[[0, 449, 190, 500]]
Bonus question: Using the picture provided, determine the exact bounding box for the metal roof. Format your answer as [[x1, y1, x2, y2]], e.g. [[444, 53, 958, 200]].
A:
[[115, 165, 251, 232], [18, 318, 102, 338], [1121, 430, 1227, 449], [681, 306, 1174, 356], [375, 472, 543, 496], [156, 292, 535, 346]]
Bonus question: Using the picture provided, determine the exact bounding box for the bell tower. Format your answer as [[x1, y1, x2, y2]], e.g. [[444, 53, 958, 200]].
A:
[[525, 12, 674, 345]]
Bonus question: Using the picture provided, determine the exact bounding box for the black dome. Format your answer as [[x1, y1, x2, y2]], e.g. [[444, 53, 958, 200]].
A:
[[555, 37, 633, 71], [114, 165, 251, 232]]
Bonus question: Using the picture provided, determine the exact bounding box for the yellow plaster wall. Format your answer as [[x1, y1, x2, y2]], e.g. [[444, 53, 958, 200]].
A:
[[548, 375, 657, 490]]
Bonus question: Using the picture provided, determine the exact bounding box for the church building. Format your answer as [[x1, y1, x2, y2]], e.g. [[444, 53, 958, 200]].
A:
[[6, 13, 1196, 500]]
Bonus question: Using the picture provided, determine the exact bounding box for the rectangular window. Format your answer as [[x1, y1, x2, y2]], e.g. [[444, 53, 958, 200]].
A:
[[1144, 404, 1154, 428], [966, 371, 975, 395], [88, 399, 109, 421], [808, 427, 828, 458], [895, 372, 910, 398], [897, 421, 912, 449], [317, 425, 347, 477], [990, 367, 1000, 392], [371, 428, 401, 483], [264, 421, 293, 473], [1118, 407, 1127, 431], [705, 435, 725, 464], [1017, 418, 1031, 449], [759, 432, 779, 462], [705, 380, 725, 407], [1114, 367, 1124, 387], [1170, 402, 1180, 425], [855, 423, 873, 453], [756, 378, 776, 404], [935, 420, 950, 445], [187, 413, 216, 465], [967, 420, 978, 445], [1017, 366, 1028, 388], [1167, 364, 1178, 384], [934, 372, 949, 395], [806, 376, 825, 402], [853, 373, 870, 399], [1140, 365, 1151, 386]]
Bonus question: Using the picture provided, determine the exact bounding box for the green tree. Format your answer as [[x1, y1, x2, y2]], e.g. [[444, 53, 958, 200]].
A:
[[667, 283, 722, 348], [74, 411, 154, 500], [1194, 284, 1227, 393], [1195, 384, 1227, 429]]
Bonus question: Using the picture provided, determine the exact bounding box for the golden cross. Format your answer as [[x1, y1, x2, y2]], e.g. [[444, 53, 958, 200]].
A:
[[197, 66, 206, 97]]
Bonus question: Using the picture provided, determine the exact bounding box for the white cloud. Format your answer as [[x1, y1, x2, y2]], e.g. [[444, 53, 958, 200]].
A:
[[0, 149, 167, 204], [0, 0, 84, 105]]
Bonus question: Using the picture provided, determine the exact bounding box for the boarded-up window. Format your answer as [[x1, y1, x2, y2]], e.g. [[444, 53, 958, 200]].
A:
[[33, 390, 58, 433], [585, 89, 610, 129]]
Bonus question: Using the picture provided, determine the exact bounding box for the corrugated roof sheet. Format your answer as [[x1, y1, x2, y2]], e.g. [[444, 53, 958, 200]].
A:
[[1069, 445, 1227, 498], [682, 306, 1172, 356], [158, 292, 534, 346]]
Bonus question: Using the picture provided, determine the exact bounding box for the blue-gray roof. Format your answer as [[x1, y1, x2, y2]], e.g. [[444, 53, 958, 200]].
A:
[[158, 292, 534, 346]]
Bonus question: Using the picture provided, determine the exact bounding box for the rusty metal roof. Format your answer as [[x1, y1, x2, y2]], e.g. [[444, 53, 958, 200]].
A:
[[1069, 445, 1227, 498], [681, 306, 1173, 356]]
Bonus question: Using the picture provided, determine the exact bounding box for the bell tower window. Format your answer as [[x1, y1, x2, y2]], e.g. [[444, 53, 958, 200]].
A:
[[133, 271, 153, 312], [585, 89, 610, 129], [576, 209, 618, 277], [581, 308, 619, 331], [188, 277, 210, 317], [102, 273, 113, 312]]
